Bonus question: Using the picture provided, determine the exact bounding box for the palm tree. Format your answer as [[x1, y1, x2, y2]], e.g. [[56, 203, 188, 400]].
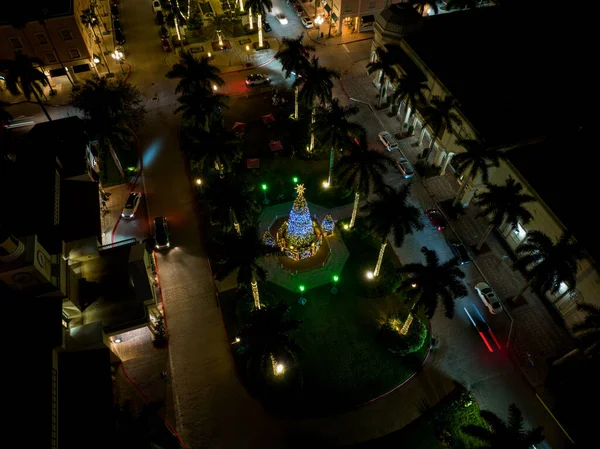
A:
[[0, 52, 52, 121], [38, 8, 74, 86], [446, 0, 480, 11], [362, 185, 423, 277], [296, 56, 340, 151], [166, 52, 224, 95], [451, 138, 504, 207], [80, 8, 110, 76], [512, 231, 584, 304], [70, 75, 147, 178], [311, 99, 366, 185], [245, 0, 273, 48], [390, 72, 430, 126], [462, 403, 544, 449], [215, 226, 281, 308], [206, 174, 259, 235], [335, 139, 393, 228], [183, 126, 242, 177], [410, 0, 440, 16], [174, 91, 229, 131], [206, 14, 232, 46], [572, 303, 600, 359], [274, 35, 315, 120], [473, 176, 535, 250], [398, 246, 467, 334], [366, 44, 402, 107], [419, 95, 460, 152], [238, 302, 302, 378]]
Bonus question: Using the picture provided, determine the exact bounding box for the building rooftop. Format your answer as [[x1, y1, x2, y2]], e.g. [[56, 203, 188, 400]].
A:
[[506, 122, 596, 262], [76, 242, 153, 334], [2, 1, 74, 26], [403, 6, 584, 144]]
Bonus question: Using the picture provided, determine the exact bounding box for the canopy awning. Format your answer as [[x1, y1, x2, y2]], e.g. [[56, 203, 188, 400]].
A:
[[324, 4, 331, 13], [361, 15, 375, 24], [332, 13, 338, 21]]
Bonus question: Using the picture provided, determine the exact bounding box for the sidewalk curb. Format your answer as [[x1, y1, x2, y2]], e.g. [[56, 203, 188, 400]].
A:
[[308, 32, 373, 47]]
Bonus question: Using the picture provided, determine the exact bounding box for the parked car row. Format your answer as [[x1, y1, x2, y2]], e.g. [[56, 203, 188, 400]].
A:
[[111, 5, 126, 45]]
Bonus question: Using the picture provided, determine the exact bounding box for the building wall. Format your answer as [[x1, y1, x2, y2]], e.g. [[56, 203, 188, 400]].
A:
[[0, 16, 90, 68]]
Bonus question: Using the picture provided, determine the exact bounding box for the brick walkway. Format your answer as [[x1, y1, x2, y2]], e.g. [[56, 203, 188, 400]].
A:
[[339, 61, 575, 391]]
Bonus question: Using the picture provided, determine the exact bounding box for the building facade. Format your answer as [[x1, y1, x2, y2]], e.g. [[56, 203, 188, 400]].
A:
[[322, 0, 400, 36], [371, 4, 596, 330]]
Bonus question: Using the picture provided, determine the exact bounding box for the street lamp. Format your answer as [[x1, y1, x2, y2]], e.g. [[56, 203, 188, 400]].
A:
[[261, 183, 269, 204], [245, 44, 251, 64], [322, 180, 330, 189], [315, 15, 324, 40], [331, 275, 339, 295], [208, 52, 212, 58], [111, 50, 125, 74], [293, 177, 298, 183], [366, 271, 374, 280]]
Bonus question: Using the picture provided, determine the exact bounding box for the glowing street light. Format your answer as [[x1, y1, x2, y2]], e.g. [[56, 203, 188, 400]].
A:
[[261, 183, 269, 204], [331, 275, 339, 295], [293, 177, 298, 183], [366, 271, 374, 280], [195, 178, 202, 185], [212, 85, 218, 91], [207, 52, 212, 58], [343, 224, 349, 230], [314, 15, 324, 40], [111, 49, 125, 74], [275, 363, 285, 375], [322, 180, 330, 189], [411, 283, 417, 288], [299, 285, 305, 292]]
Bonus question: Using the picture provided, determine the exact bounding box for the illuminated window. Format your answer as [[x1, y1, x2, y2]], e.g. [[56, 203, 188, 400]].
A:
[[513, 222, 527, 242]]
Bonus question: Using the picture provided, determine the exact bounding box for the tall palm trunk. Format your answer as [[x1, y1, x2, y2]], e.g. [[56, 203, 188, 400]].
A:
[[511, 278, 533, 304], [309, 106, 316, 151], [248, 7, 253, 29], [400, 304, 416, 335], [476, 224, 494, 250], [294, 86, 299, 120], [31, 85, 52, 121], [107, 139, 125, 178], [402, 100, 412, 128], [374, 241, 387, 277], [231, 209, 242, 236], [349, 191, 360, 228], [377, 72, 386, 107], [452, 169, 473, 207], [258, 13, 263, 48], [251, 272, 261, 309], [327, 146, 334, 185], [239, 0, 244, 12]]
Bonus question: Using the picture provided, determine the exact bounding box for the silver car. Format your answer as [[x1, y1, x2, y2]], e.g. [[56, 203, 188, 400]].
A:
[[396, 157, 414, 178], [121, 192, 142, 219], [475, 282, 503, 314], [378, 131, 399, 151]]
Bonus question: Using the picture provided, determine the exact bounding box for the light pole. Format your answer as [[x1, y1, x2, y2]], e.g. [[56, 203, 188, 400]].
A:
[[330, 275, 339, 295], [111, 49, 125, 74], [245, 44, 251, 65], [315, 15, 324, 40], [195, 178, 203, 193], [261, 183, 269, 204]]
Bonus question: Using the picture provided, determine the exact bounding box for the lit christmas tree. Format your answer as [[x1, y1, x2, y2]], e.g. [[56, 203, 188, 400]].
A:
[[262, 230, 276, 247], [286, 184, 317, 247]]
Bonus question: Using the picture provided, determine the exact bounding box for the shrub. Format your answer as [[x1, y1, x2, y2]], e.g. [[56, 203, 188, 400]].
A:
[[152, 317, 168, 347], [378, 313, 427, 356]]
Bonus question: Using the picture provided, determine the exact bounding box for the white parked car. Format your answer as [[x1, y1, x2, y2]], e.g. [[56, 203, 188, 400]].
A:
[[474, 282, 503, 314], [245, 73, 270, 86], [276, 13, 288, 25], [152, 0, 162, 13], [121, 192, 142, 219], [378, 131, 399, 151], [301, 17, 313, 28]]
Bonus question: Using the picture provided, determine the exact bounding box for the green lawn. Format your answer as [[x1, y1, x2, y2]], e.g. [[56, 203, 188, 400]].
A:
[[219, 226, 430, 415]]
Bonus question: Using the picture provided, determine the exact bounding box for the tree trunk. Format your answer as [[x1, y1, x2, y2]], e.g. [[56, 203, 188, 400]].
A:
[[374, 241, 387, 277], [294, 86, 299, 120], [248, 7, 253, 30], [349, 192, 360, 228], [107, 139, 125, 178], [452, 169, 473, 207], [309, 106, 316, 151], [377, 73, 385, 107], [30, 85, 52, 121], [251, 273, 260, 309], [402, 100, 411, 128], [400, 309, 415, 335], [258, 14, 263, 47], [476, 224, 494, 250], [328, 146, 334, 185], [239, 0, 244, 12], [511, 278, 534, 304], [231, 208, 242, 236]]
